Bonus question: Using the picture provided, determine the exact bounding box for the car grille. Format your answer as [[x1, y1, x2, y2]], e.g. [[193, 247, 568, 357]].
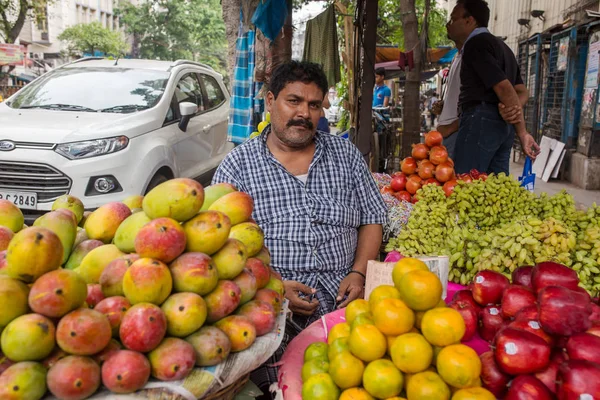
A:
[[0, 161, 72, 203]]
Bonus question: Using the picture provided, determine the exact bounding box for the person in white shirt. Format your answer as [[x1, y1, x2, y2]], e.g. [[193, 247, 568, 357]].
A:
[[436, 46, 463, 159]]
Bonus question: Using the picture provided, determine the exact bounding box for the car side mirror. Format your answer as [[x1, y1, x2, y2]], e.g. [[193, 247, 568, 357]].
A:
[[178, 102, 198, 132]]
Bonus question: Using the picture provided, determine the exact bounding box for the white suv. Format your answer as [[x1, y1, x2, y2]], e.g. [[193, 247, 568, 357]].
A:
[[0, 58, 233, 222]]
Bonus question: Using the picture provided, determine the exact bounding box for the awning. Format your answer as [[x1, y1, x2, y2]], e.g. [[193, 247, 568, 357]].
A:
[[375, 45, 454, 64], [374, 60, 439, 81], [438, 48, 458, 64]]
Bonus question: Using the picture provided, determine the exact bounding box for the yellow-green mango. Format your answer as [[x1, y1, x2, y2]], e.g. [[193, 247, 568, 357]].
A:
[[52, 194, 85, 223], [228, 222, 264, 257], [84, 202, 131, 243], [182, 211, 231, 255], [34, 211, 78, 264], [208, 191, 254, 226], [0, 277, 30, 331], [75, 244, 124, 284], [143, 178, 204, 222], [113, 212, 151, 253], [0, 200, 24, 233], [6, 227, 63, 283], [200, 183, 237, 211], [211, 238, 248, 280]]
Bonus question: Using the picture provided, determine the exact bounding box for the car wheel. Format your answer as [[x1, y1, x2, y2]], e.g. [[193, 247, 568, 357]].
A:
[[145, 173, 169, 194]]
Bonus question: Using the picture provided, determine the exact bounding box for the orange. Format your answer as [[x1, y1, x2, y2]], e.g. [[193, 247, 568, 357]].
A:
[[398, 270, 443, 311], [384, 398, 407, 400], [404, 366, 436, 391], [432, 345, 443, 366], [339, 388, 375, 400], [406, 371, 451, 400], [328, 337, 349, 361], [451, 387, 495, 400], [436, 344, 482, 389], [416, 300, 445, 329], [386, 335, 398, 355], [348, 324, 387, 362], [368, 285, 401, 309], [304, 342, 329, 362], [302, 373, 340, 400], [372, 298, 415, 336], [351, 312, 374, 330], [390, 333, 433, 373], [421, 308, 466, 347], [362, 359, 404, 399], [392, 257, 429, 288], [301, 358, 330, 382], [328, 322, 351, 345], [329, 350, 364, 389], [345, 299, 370, 325]]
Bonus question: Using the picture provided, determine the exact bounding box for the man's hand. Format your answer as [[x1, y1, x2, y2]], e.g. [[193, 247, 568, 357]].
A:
[[336, 273, 365, 309], [498, 103, 522, 124], [284, 280, 319, 316], [431, 100, 444, 116], [518, 132, 541, 160]]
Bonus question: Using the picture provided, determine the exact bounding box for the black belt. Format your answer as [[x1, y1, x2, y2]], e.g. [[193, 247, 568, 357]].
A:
[[460, 101, 498, 114]]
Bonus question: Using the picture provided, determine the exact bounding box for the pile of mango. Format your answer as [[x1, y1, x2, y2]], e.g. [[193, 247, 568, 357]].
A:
[[0, 179, 284, 399]]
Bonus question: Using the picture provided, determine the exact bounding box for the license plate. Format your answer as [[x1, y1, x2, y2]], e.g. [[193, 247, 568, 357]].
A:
[[0, 191, 37, 210]]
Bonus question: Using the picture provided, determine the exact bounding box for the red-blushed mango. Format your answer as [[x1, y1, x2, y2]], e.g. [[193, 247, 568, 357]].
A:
[[113, 211, 151, 253], [182, 211, 231, 255], [169, 252, 218, 295], [85, 283, 105, 308], [214, 315, 257, 352], [254, 246, 271, 267], [101, 350, 151, 394], [83, 202, 131, 243], [122, 258, 172, 305], [233, 268, 258, 305], [200, 182, 237, 211], [73, 226, 88, 248], [94, 296, 131, 337], [56, 308, 112, 356], [92, 338, 122, 365], [254, 288, 284, 314], [120, 302, 167, 353], [148, 338, 196, 381], [161, 292, 207, 337], [208, 191, 254, 226], [1, 313, 56, 361], [228, 222, 264, 257], [245, 257, 270, 289], [204, 280, 241, 323], [0, 361, 47, 400], [0, 225, 14, 251], [0, 199, 24, 233], [75, 244, 125, 284], [47, 355, 101, 400], [0, 277, 30, 330], [64, 239, 103, 270], [237, 300, 277, 336], [265, 276, 285, 296], [99, 254, 140, 297], [134, 217, 186, 263], [143, 178, 204, 222], [122, 194, 144, 210], [34, 210, 78, 264], [6, 227, 63, 283], [52, 194, 85, 224], [28, 269, 87, 318], [42, 348, 69, 370], [0, 249, 6, 274], [185, 326, 231, 366], [212, 238, 248, 280]]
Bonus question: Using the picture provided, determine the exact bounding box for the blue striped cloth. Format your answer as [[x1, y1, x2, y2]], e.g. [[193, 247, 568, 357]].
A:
[[227, 29, 256, 144]]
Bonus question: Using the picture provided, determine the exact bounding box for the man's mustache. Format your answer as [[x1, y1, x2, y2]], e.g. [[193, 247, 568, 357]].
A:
[[287, 118, 314, 129]]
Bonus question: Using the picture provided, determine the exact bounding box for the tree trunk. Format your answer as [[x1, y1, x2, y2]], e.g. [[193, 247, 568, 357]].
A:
[[221, 0, 241, 80], [399, 0, 422, 158]]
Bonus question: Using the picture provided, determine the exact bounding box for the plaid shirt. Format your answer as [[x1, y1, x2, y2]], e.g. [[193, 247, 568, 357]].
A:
[[212, 127, 387, 305]]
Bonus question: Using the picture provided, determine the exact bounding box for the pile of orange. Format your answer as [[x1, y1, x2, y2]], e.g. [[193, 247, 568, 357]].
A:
[[301, 257, 494, 400]]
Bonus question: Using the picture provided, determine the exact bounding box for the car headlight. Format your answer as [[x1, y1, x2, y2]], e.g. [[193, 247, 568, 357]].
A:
[[55, 136, 129, 160]]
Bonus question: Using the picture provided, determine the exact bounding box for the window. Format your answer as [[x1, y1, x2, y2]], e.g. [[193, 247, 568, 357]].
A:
[[174, 73, 204, 112], [200, 74, 225, 109]]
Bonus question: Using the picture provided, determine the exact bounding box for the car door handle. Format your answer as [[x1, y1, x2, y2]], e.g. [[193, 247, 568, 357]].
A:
[[202, 124, 211, 133]]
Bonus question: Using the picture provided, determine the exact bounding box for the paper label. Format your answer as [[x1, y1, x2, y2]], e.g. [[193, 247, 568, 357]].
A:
[[528, 321, 541, 330], [476, 276, 484, 284], [505, 342, 518, 355], [490, 307, 499, 316]]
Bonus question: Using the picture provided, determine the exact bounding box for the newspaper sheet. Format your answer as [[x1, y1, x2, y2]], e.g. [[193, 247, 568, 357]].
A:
[[44, 301, 288, 400], [364, 256, 450, 300]]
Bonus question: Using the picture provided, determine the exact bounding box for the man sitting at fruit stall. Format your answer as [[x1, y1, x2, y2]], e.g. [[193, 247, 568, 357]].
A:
[[212, 60, 387, 397], [450, 0, 540, 174]]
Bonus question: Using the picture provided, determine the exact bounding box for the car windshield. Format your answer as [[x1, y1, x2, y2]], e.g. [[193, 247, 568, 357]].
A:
[[7, 67, 170, 113]]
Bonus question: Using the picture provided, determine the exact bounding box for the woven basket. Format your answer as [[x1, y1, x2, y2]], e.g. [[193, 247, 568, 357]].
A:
[[132, 373, 251, 400]]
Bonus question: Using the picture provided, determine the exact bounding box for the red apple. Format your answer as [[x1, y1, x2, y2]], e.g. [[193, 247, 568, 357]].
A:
[[390, 174, 407, 192], [479, 305, 505, 342], [589, 303, 600, 326], [557, 360, 600, 400], [508, 319, 553, 345], [573, 286, 592, 303], [538, 286, 592, 336], [472, 270, 510, 306], [505, 375, 554, 400], [511, 266, 534, 289], [451, 289, 482, 315], [479, 351, 510, 398], [494, 327, 551, 375], [448, 302, 478, 341], [535, 351, 567, 394], [514, 304, 539, 321], [531, 261, 579, 293], [501, 284, 536, 319], [554, 335, 570, 350], [566, 333, 600, 365]]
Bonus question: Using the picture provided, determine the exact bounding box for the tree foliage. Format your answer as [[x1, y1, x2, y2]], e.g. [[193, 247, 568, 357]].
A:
[[58, 22, 128, 57], [115, 0, 227, 76], [0, 0, 49, 43]]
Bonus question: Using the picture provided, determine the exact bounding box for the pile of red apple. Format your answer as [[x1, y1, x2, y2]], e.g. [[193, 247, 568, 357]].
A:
[[380, 131, 488, 202], [448, 262, 600, 399]]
